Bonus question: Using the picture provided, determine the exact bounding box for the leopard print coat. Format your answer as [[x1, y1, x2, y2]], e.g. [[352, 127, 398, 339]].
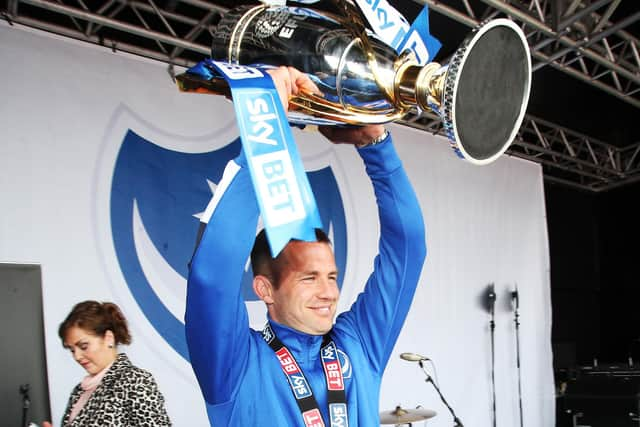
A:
[[61, 353, 171, 426]]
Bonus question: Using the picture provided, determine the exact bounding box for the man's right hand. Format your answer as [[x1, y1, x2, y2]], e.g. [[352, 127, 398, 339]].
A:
[[266, 66, 319, 111], [265, 66, 388, 148]]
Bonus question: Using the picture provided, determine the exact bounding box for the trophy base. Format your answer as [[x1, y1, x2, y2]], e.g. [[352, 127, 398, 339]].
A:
[[441, 19, 531, 165]]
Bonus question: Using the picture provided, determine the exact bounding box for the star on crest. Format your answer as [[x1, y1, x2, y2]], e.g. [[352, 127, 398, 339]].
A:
[[192, 179, 218, 220]]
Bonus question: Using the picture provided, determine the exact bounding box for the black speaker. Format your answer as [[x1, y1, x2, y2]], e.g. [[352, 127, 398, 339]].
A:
[[558, 370, 640, 427]]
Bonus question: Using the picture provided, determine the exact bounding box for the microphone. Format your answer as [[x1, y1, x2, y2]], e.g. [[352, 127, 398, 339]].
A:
[[485, 283, 496, 313], [511, 284, 519, 310], [400, 352, 430, 362]]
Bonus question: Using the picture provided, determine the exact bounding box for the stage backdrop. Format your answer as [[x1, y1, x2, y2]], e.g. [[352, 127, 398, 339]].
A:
[[0, 22, 555, 427]]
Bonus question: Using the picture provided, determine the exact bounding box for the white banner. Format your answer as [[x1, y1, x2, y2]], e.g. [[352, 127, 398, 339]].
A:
[[0, 22, 554, 427]]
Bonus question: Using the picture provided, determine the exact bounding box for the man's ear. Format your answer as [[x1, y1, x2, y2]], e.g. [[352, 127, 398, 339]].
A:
[[253, 275, 275, 304]]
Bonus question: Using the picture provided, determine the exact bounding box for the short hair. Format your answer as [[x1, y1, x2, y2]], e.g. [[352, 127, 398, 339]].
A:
[[250, 228, 331, 287], [58, 300, 132, 346]]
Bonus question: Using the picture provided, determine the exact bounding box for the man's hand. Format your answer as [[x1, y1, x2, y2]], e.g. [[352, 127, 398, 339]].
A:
[[319, 125, 387, 147], [266, 66, 387, 147], [266, 66, 319, 111]]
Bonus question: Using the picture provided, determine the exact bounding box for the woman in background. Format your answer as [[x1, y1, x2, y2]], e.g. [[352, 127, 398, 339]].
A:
[[44, 300, 171, 427]]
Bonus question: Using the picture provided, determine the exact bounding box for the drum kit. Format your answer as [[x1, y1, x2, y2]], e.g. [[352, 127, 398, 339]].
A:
[[379, 405, 437, 425]]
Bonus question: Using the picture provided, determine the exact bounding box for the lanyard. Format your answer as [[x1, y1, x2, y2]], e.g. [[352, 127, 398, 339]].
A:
[[262, 324, 348, 427]]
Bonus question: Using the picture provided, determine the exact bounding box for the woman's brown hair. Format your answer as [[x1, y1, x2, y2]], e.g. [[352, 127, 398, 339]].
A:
[[58, 300, 132, 345]]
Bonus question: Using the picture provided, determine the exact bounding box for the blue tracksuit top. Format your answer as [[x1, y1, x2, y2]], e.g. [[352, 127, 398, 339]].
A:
[[186, 134, 427, 426]]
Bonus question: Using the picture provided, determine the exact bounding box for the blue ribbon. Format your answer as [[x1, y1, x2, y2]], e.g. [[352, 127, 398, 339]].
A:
[[203, 59, 322, 256], [350, 0, 441, 65], [398, 6, 442, 65]]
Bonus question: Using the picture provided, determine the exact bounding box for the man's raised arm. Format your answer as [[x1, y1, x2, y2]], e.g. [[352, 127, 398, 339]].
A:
[[336, 133, 427, 372], [186, 153, 258, 405]]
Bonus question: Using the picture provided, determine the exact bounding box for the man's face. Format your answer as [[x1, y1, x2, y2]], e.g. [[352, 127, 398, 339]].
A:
[[268, 240, 339, 335]]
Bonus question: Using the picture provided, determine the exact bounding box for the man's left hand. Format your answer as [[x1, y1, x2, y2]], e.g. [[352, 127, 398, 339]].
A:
[[319, 125, 387, 147]]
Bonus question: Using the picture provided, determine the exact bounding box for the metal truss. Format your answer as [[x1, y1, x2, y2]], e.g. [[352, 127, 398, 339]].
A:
[[1, 0, 638, 191], [416, 0, 640, 191], [401, 110, 640, 192], [422, 0, 640, 109], [1, 0, 222, 67]]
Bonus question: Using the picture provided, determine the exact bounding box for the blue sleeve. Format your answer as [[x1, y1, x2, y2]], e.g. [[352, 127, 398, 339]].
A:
[[185, 146, 259, 405], [337, 134, 427, 373]]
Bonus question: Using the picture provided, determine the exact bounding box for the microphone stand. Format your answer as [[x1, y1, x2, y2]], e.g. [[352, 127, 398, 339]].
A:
[[512, 286, 524, 427], [418, 360, 464, 427], [487, 284, 497, 427], [20, 384, 30, 427]]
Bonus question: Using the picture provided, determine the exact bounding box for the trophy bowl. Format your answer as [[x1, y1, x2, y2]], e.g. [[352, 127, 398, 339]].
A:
[[176, 3, 531, 165]]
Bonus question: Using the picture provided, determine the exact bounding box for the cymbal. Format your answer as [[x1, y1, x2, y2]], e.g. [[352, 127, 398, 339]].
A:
[[380, 406, 437, 424]]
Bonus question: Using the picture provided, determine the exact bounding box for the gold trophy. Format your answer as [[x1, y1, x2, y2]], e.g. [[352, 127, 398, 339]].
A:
[[177, 2, 531, 165]]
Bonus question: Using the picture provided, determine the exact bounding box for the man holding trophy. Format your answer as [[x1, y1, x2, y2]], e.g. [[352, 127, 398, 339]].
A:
[[186, 63, 427, 427], [184, 1, 531, 425]]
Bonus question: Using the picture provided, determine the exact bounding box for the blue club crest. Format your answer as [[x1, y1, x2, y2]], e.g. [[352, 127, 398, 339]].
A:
[[110, 129, 347, 360]]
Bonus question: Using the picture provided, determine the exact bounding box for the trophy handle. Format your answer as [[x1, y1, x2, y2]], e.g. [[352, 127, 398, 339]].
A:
[[175, 62, 405, 125], [290, 90, 405, 125], [328, 0, 370, 51], [328, 0, 396, 101]]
